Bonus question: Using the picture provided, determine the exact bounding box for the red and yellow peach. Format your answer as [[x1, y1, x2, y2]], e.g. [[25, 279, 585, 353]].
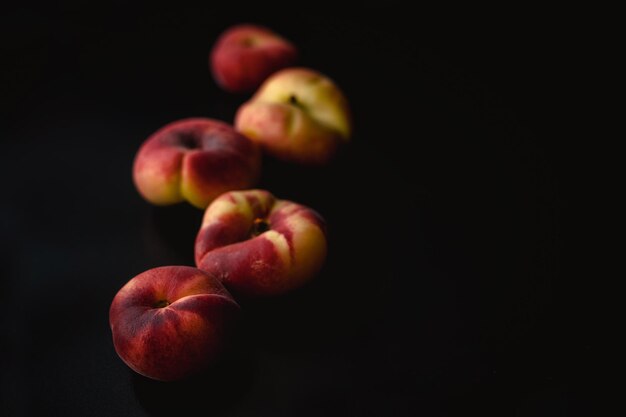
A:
[[210, 24, 298, 93], [133, 118, 261, 209], [195, 189, 327, 297], [109, 266, 240, 381], [235, 67, 351, 165]]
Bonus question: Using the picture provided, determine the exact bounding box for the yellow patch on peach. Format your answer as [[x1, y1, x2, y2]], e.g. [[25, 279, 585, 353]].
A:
[[262, 230, 292, 269], [284, 213, 327, 286], [180, 179, 224, 210], [202, 198, 239, 226], [133, 160, 184, 205]]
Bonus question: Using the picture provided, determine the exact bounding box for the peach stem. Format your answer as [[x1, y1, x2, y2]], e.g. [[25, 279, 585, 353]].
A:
[[251, 218, 270, 236]]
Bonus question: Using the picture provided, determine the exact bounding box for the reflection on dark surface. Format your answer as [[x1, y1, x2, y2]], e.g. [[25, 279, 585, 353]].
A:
[[133, 334, 256, 416], [143, 204, 203, 264]]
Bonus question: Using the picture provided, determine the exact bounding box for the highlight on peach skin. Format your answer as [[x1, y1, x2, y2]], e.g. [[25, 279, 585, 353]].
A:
[[133, 118, 261, 209], [235, 67, 352, 165], [210, 24, 298, 93], [195, 189, 328, 298], [109, 266, 240, 381]]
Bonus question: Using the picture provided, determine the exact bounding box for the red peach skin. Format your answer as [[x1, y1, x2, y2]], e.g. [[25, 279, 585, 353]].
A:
[[133, 118, 261, 209], [195, 189, 327, 297], [211, 24, 297, 93], [109, 266, 240, 381]]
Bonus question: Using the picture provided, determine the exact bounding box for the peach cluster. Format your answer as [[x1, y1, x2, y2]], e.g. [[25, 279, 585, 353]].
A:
[[111, 23, 350, 381]]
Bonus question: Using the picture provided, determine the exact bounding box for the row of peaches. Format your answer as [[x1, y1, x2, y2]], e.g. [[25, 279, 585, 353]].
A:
[[109, 24, 352, 381]]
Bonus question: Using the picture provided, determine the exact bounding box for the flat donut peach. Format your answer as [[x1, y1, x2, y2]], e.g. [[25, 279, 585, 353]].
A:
[[210, 24, 298, 93], [235, 68, 351, 165], [109, 266, 240, 381], [133, 118, 261, 209], [195, 189, 327, 297]]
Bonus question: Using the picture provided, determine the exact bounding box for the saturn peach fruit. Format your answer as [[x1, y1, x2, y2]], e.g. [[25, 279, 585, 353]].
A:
[[195, 189, 327, 297]]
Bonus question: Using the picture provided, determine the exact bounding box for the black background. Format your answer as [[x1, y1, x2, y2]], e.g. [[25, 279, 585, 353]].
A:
[[1, 3, 577, 416]]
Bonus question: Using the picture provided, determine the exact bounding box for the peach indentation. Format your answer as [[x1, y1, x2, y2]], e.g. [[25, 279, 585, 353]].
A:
[[251, 217, 270, 236]]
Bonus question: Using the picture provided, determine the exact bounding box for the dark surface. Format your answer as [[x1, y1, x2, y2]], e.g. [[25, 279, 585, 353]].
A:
[[1, 4, 573, 416]]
